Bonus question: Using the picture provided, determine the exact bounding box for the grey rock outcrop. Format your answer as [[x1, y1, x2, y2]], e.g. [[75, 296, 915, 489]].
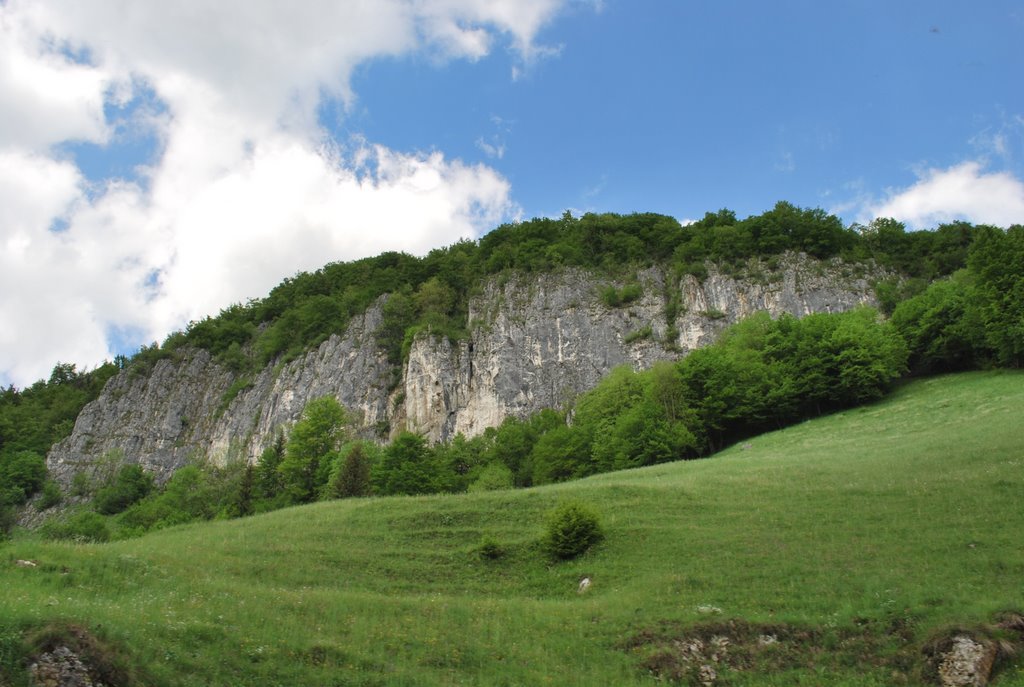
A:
[[47, 255, 880, 482], [48, 301, 392, 484], [203, 300, 393, 464], [405, 256, 878, 442], [47, 348, 234, 484]]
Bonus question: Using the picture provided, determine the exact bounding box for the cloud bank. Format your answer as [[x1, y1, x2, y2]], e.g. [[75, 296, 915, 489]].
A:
[[863, 161, 1024, 229], [0, 0, 568, 387]]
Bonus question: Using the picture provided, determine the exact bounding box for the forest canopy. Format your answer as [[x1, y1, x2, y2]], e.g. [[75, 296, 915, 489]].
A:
[[144, 202, 997, 375]]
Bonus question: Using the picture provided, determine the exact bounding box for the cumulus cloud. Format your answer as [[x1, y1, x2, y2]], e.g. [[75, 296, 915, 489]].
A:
[[863, 161, 1024, 229], [0, 16, 109, 150], [0, 153, 110, 385], [0, 0, 566, 387], [148, 139, 514, 337]]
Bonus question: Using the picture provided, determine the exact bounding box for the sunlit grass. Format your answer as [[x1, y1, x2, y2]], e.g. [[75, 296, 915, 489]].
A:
[[2, 371, 1023, 685]]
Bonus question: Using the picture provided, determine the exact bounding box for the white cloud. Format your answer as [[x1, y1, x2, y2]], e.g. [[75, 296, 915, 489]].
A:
[[968, 111, 1024, 164], [417, 0, 566, 60], [0, 151, 80, 235], [475, 115, 513, 159], [0, 13, 110, 150], [148, 139, 515, 337], [0, 0, 566, 387], [863, 161, 1024, 229], [475, 137, 506, 159], [0, 153, 141, 386]]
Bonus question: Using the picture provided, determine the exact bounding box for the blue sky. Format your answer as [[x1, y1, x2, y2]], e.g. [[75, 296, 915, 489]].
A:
[[1, 0, 1022, 387], [347, 1, 1023, 222]]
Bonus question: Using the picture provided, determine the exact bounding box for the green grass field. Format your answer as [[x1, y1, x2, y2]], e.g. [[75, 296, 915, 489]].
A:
[[2, 371, 1023, 686]]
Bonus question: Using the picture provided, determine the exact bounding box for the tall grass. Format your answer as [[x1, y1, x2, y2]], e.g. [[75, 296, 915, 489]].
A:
[[1, 371, 1022, 685]]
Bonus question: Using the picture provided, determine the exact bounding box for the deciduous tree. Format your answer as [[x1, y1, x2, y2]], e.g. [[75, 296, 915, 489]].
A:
[[279, 397, 349, 503]]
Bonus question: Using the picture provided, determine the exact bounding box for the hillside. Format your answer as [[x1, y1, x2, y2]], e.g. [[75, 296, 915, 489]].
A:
[[4, 206, 1015, 519], [2, 370, 1022, 685], [35, 204, 979, 476]]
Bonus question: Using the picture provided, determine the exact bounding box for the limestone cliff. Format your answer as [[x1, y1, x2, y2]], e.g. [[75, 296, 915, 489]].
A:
[[403, 255, 877, 442], [48, 301, 393, 484], [47, 255, 880, 483]]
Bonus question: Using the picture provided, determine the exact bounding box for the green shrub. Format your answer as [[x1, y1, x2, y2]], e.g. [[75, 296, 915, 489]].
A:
[[0, 451, 47, 506], [35, 479, 62, 510], [0, 504, 15, 539], [218, 376, 254, 414], [619, 283, 643, 304], [682, 261, 708, 281], [94, 465, 154, 515], [42, 511, 111, 543], [117, 461, 255, 533], [477, 536, 505, 561], [624, 325, 653, 344], [70, 471, 92, 497], [468, 461, 514, 493], [543, 501, 604, 560], [600, 283, 643, 308]]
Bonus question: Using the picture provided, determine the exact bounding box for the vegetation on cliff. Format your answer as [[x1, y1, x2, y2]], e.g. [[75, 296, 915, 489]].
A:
[[27, 213, 1022, 537], [27, 303, 904, 541], [1, 204, 1022, 534], [130, 203, 992, 374], [0, 361, 121, 530]]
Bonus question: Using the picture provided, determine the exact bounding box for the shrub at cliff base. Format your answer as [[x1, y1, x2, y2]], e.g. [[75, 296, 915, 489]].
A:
[[40, 511, 111, 542], [93, 464, 154, 515]]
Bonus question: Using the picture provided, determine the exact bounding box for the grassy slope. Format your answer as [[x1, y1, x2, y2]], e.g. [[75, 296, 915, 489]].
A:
[[2, 371, 1023, 686]]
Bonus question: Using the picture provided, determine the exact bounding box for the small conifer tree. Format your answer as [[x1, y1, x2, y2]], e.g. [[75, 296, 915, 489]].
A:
[[330, 443, 372, 498], [543, 501, 604, 560]]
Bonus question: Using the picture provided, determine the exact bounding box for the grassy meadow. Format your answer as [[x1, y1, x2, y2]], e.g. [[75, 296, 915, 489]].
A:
[[2, 370, 1023, 685]]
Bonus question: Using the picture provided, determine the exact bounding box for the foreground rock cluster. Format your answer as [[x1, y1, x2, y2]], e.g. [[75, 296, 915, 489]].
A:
[[936, 635, 999, 686], [630, 613, 1024, 686], [29, 645, 103, 687]]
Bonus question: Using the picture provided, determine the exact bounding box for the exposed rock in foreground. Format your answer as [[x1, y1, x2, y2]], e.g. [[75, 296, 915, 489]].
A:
[[29, 645, 104, 687], [935, 635, 998, 687], [628, 612, 1024, 686]]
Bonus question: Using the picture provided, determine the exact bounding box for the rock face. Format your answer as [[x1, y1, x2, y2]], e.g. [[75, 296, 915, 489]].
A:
[[48, 255, 879, 483], [406, 256, 876, 442], [48, 300, 392, 485], [47, 348, 235, 484]]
